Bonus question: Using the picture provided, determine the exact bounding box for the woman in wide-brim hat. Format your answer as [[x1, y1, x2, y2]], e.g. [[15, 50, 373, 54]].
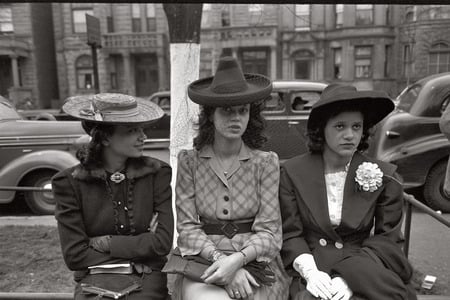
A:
[[170, 57, 290, 300], [53, 93, 174, 300], [279, 84, 417, 300]]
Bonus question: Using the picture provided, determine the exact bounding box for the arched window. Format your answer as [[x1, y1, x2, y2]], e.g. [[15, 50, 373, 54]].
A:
[[428, 42, 450, 75], [292, 50, 314, 79], [75, 55, 94, 90]]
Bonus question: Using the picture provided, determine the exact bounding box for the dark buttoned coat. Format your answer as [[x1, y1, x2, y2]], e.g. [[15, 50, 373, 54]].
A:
[[279, 152, 416, 300]]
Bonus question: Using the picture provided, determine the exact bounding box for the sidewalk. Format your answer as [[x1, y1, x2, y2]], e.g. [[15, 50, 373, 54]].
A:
[[0, 215, 56, 226]]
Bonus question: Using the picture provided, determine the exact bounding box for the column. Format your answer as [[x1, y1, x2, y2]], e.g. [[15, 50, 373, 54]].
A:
[[270, 47, 277, 79], [232, 48, 238, 59], [123, 51, 131, 94], [11, 55, 20, 87], [157, 51, 168, 90]]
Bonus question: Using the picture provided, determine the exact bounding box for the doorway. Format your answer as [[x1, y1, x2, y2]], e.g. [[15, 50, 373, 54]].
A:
[[134, 54, 158, 97]]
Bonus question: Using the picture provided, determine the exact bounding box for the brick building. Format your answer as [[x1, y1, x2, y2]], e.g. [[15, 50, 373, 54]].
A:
[[52, 3, 169, 101], [0, 3, 58, 108], [2, 4, 450, 107]]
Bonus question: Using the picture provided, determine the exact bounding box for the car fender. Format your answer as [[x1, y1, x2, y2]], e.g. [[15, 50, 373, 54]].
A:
[[379, 134, 450, 187], [0, 150, 79, 203]]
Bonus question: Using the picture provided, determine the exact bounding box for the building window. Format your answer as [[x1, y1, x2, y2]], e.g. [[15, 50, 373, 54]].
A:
[[292, 50, 313, 79], [146, 4, 156, 31], [106, 4, 114, 33], [428, 43, 450, 75], [76, 55, 94, 89], [221, 7, 230, 27], [405, 6, 416, 22], [428, 5, 450, 19], [295, 4, 310, 31], [355, 4, 373, 26], [72, 9, 93, 33], [241, 49, 268, 76], [201, 3, 211, 28], [248, 4, 263, 14], [131, 4, 141, 32], [403, 44, 411, 76], [333, 48, 342, 79], [385, 45, 392, 78], [335, 4, 343, 28], [0, 6, 13, 33], [354, 46, 372, 78], [200, 48, 213, 78]]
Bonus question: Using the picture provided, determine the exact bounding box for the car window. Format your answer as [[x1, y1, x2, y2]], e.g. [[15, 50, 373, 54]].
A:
[[159, 96, 170, 110], [264, 92, 285, 113], [441, 95, 450, 115], [291, 91, 321, 112], [396, 84, 422, 113], [0, 100, 22, 120]]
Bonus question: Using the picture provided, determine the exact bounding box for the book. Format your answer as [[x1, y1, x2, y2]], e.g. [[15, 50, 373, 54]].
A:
[[88, 263, 133, 275]]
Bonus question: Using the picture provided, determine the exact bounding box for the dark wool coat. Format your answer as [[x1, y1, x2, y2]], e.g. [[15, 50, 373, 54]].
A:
[[279, 152, 416, 300], [53, 156, 174, 281]]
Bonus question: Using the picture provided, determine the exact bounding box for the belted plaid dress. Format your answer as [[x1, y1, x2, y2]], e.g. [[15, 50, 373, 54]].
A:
[[173, 145, 290, 300]]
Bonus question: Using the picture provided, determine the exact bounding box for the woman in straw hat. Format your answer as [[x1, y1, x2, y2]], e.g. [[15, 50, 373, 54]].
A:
[[279, 84, 417, 300], [53, 93, 174, 299], [171, 57, 290, 300]]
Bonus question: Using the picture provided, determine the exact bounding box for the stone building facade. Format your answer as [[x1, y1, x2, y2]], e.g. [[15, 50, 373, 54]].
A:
[[0, 3, 58, 108]]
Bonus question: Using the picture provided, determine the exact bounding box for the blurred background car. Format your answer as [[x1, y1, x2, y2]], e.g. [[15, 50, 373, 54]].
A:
[[0, 97, 84, 215], [370, 72, 450, 212]]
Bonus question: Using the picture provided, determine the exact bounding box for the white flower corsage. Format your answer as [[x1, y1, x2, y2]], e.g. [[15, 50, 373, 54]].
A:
[[355, 162, 383, 192]]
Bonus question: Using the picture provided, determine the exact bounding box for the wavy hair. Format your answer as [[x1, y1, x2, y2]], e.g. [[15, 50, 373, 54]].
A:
[[76, 121, 115, 169], [193, 100, 267, 151], [306, 102, 374, 154]]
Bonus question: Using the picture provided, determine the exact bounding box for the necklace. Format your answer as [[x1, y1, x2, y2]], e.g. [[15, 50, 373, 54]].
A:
[[215, 150, 240, 176]]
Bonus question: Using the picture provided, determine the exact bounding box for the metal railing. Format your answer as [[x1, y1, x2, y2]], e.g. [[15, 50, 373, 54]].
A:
[[402, 192, 450, 257]]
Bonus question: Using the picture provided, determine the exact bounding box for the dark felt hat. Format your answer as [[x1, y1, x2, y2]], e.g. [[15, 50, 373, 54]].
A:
[[62, 93, 164, 125], [187, 56, 272, 107], [307, 84, 394, 130]]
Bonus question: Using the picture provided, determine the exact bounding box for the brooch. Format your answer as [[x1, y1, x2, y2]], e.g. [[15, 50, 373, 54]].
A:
[[110, 171, 126, 183], [355, 162, 383, 192]]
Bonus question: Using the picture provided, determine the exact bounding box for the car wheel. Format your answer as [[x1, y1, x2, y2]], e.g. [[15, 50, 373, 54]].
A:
[[423, 160, 450, 213], [23, 170, 57, 215]]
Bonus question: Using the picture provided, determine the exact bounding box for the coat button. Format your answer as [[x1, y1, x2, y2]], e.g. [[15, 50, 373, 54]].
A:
[[223, 209, 228, 215], [335, 241, 343, 249], [319, 238, 327, 246], [224, 196, 229, 201]]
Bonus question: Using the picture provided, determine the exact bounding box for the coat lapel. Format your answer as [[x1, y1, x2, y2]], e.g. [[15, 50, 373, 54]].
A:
[[339, 152, 378, 231], [286, 154, 341, 240]]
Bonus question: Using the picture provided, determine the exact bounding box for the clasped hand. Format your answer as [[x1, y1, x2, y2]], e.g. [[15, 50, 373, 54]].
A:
[[200, 252, 243, 285], [305, 271, 352, 300], [224, 268, 260, 300]]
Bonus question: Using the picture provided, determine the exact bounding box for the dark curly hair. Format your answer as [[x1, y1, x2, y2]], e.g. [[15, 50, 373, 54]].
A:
[[76, 121, 116, 169], [306, 102, 375, 154], [193, 100, 267, 151]]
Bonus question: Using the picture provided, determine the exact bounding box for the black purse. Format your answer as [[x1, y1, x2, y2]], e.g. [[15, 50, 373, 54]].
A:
[[79, 273, 142, 299]]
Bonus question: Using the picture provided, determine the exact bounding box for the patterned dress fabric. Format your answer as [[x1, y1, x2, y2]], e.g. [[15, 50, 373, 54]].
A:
[[174, 144, 290, 300]]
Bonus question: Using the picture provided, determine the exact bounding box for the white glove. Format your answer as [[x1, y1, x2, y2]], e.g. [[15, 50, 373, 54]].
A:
[[293, 254, 334, 300], [330, 277, 353, 300]]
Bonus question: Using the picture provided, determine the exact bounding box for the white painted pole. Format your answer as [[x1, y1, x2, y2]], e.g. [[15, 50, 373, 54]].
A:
[[169, 44, 200, 245]]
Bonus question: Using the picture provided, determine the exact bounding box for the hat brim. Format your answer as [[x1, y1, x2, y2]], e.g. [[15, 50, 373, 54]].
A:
[[62, 96, 164, 125], [307, 93, 394, 130], [188, 73, 272, 107]]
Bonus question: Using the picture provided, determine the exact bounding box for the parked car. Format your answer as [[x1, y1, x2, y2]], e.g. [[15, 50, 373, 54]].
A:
[[369, 72, 450, 212], [146, 80, 328, 159], [0, 98, 85, 215]]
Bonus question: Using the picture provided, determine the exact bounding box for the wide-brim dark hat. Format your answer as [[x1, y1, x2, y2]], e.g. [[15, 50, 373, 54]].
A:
[[307, 84, 394, 130], [188, 56, 272, 107], [62, 93, 164, 125]]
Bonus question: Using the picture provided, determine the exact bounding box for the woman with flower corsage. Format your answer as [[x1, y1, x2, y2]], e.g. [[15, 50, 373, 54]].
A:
[[53, 93, 174, 299], [170, 56, 290, 300], [279, 84, 417, 300]]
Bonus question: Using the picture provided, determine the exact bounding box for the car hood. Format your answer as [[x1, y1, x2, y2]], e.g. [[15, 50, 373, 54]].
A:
[[0, 120, 85, 138]]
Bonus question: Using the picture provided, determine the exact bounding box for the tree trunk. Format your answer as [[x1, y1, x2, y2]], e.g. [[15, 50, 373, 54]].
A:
[[163, 4, 202, 243]]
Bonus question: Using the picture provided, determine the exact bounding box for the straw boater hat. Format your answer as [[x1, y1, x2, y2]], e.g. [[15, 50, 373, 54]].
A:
[[62, 93, 164, 128], [307, 84, 395, 130], [188, 56, 272, 107]]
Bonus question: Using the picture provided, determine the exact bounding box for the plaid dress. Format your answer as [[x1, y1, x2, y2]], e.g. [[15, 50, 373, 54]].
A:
[[174, 145, 290, 300]]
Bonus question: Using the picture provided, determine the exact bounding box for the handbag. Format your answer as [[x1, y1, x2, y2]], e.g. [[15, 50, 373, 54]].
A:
[[162, 247, 275, 286], [79, 273, 142, 299]]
